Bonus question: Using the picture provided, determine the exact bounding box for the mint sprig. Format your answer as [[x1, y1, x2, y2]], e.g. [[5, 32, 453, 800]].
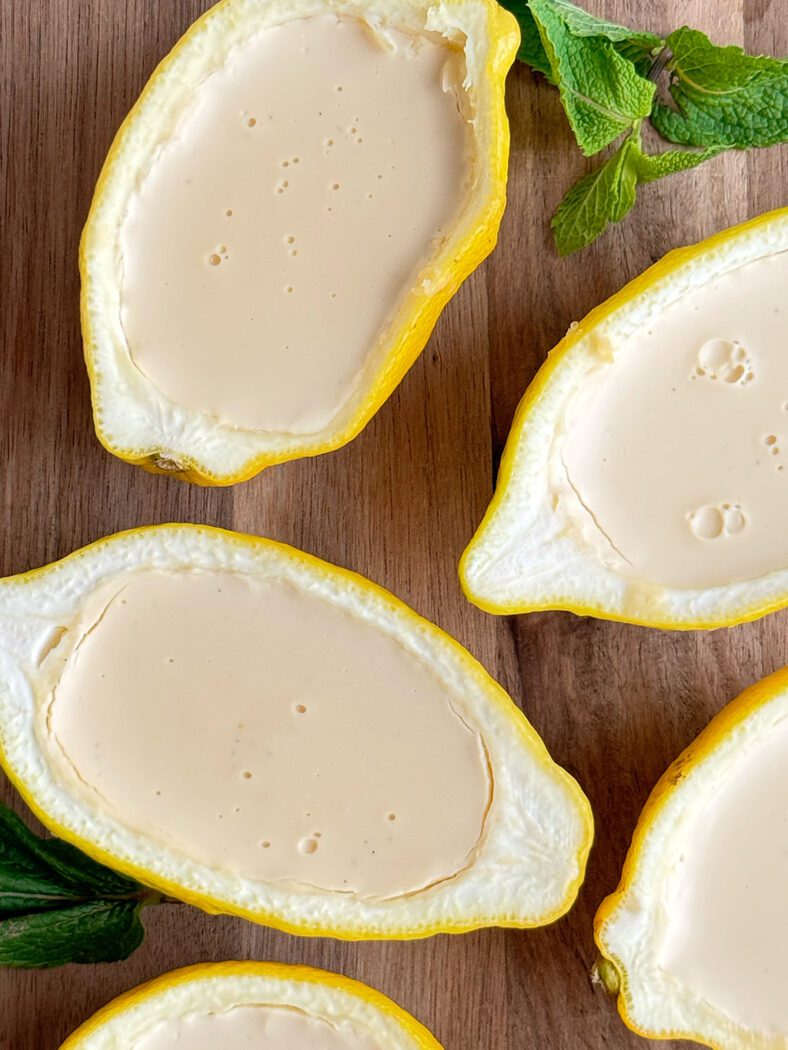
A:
[[0, 802, 159, 967], [552, 130, 721, 255], [503, 0, 788, 252]]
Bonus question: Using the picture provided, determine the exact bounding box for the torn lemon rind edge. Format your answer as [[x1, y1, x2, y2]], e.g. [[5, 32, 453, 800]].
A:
[[594, 666, 788, 1049], [0, 524, 592, 940], [60, 960, 443, 1048], [460, 208, 788, 630], [80, 0, 519, 486]]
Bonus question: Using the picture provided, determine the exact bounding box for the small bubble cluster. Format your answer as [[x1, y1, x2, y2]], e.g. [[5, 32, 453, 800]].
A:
[[207, 244, 230, 267], [691, 339, 754, 385], [688, 503, 747, 541], [764, 434, 784, 471]]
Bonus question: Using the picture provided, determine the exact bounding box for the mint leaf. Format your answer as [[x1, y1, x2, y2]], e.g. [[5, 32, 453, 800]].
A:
[[528, 0, 656, 156], [0, 809, 90, 917], [0, 801, 158, 966], [0, 804, 139, 909], [631, 141, 722, 182], [552, 136, 638, 254], [653, 27, 788, 148], [552, 132, 725, 254], [0, 900, 146, 968], [501, 0, 661, 82], [545, 0, 661, 50]]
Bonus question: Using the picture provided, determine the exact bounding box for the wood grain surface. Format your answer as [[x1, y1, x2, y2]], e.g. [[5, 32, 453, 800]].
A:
[[1, 1, 786, 1047]]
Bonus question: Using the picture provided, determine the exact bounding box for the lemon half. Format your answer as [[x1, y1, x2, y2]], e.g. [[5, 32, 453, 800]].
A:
[[61, 961, 442, 1048], [462, 209, 788, 629], [80, 0, 518, 484], [596, 667, 788, 1048], [0, 525, 591, 939]]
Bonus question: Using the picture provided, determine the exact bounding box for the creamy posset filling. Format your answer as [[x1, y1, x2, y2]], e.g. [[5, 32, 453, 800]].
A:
[[134, 1004, 381, 1050], [558, 250, 788, 589], [657, 718, 788, 1032], [40, 570, 489, 899], [119, 14, 471, 434]]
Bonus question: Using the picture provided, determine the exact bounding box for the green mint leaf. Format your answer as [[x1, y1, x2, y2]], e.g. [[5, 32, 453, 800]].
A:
[[528, 0, 656, 156], [552, 131, 723, 254], [501, 0, 661, 83], [652, 27, 788, 148], [22, 835, 141, 899], [0, 801, 158, 966], [631, 141, 722, 182], [0, 900, 146, 968], [0, 804, 139, 905], [0, 872, 88, 919], [552, 136, 638, 254], [544, 0, 661, 50], [0, 809, 87, 917]]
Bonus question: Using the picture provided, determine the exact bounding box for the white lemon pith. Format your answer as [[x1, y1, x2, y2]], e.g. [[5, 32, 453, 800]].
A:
[[60, 961, 443, 1049], [595, 668, 788, 1049], [461, 209, 788, 629], [0, 525, 592, 939], [81, 0, 519, 484]]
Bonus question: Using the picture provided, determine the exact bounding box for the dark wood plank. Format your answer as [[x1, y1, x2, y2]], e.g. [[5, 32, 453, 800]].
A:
[[0, 0, 784, 1047]]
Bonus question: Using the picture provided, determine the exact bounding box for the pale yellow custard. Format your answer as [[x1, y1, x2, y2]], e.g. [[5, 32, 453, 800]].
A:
[[559, 250, 788, 589], [658, 717, 788, 1032], [134, 1004, 381, 1050], [42, 569, 490, 899], [119, 14, 471, 433]]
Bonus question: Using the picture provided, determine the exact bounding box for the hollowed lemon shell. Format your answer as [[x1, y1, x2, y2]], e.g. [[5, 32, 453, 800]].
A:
[[0, 524, 592, 940], [461, 208, 788, 629], [60, 960, 443, 1048], [80, 0, 519, 485]]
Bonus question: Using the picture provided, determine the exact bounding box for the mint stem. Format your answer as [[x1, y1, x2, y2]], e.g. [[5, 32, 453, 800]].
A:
[[647, 46, 673, 82]]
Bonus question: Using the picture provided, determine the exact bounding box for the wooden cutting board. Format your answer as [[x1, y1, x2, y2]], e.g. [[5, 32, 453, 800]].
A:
[[1, 1, 785, 1046]]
